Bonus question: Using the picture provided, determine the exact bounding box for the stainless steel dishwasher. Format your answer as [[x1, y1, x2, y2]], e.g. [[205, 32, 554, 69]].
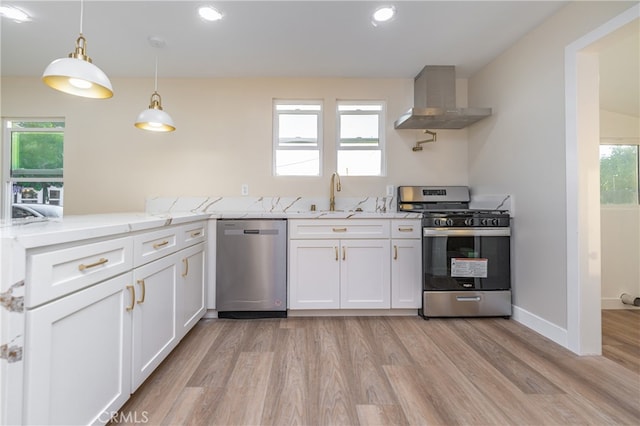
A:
[[216, 219, 287, 318]]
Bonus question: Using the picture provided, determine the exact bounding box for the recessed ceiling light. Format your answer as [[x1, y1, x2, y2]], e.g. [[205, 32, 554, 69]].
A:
[[0, 5, 30, 23], [198, 6, 223, 22], [372, 6, 395, 26]]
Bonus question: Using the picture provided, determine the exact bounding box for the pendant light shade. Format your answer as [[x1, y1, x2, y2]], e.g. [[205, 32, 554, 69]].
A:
[[135, 54, 175, 132], [135, 92, 176, 132], [42, 35, 113, 99], [42, 1, 113, 99]]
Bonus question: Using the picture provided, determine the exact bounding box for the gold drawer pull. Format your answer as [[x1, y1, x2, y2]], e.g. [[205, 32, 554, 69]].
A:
[[342, 247, 346, 261], [78, 258, 108, 271], [126, 285, 135, 311], [332, 227, 347, 232], [398, 227, 414, 232], [182, 258, 189, 277], [190, 231, 202, 238], [334, 247, 339, 261], [136, 280, 146, 304], [394, 245, 398, 260], [153, 240, 169, 249]]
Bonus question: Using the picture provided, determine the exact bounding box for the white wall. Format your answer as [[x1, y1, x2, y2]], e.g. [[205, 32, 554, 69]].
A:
[[600, 110, 640, 308], [1, 77, 471, 214], [467, 1, 635, 332]]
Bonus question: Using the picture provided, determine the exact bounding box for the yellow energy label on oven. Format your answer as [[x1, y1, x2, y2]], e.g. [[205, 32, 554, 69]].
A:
[[451, 258, 488, 278]]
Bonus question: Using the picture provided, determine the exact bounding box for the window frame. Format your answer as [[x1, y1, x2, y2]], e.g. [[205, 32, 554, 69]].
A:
[[2, 118, 65, 219], [272, 99, 323, 177], [336, 100, 386, 177]]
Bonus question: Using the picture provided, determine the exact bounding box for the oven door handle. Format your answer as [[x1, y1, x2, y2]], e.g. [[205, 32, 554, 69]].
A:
[[423, 228, 510, 237]]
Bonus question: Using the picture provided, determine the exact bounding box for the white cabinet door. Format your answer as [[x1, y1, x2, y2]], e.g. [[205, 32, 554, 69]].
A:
[[24, 273, 133, 426], [178, 243, 206, 338], [131, 253, 179, 391], [391, 238, 422, 308], [289, 240, 340, 309], [340, 239, 391, 309]]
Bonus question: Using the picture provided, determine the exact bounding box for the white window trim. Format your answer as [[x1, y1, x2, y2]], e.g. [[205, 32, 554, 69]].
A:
[[272, 99, 323, 176], [336, 100, 386, 176]]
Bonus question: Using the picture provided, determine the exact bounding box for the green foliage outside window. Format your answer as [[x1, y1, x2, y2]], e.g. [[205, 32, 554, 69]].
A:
[[600, 145, 639, 204]]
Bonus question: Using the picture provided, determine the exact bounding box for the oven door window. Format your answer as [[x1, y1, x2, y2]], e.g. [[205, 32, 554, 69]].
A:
[[423, 235, 510, 290]]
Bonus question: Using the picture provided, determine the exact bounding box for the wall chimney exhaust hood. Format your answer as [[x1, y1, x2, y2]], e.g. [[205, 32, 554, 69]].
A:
[[394, 65, 492, 130]]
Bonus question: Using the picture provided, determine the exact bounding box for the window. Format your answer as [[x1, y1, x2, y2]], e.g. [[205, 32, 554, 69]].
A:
[[600, 143, 639, 204], [2, 119, 65, 219], [337, 101, 385, 176], [273, 101, 322, 176]]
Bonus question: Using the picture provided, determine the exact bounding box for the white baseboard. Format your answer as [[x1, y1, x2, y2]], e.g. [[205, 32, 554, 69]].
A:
[[601, 297, 640, 310], [511, 305, 569, 349]]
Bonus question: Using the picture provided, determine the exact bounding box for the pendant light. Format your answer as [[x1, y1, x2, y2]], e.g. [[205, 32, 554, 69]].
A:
[[135, 54, 176, 132], [42, 0, 113, 99]]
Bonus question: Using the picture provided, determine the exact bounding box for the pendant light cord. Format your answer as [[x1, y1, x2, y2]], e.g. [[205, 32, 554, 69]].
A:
[[79, 0, 84, 34], [154, 55, 158, 92]]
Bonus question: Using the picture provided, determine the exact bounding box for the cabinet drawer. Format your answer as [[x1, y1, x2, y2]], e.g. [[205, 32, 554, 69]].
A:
[[26, 237, 133, 308], [180, 221, 206, 248], [133, 227, 180, 266], [391, 220, 422, 239], [289, 219, 390, 239]]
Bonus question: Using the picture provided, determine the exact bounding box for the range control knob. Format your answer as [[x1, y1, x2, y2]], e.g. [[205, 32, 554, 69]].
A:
[[480, 218, 488, 226], [446, 218, 454, 227], [464, 218, 474, 226], [491, 218, 500, 226]]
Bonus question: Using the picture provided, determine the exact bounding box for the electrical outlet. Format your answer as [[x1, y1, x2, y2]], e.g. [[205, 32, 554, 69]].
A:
[[241, 184, 249, 196], [386, 185, 394, 197]]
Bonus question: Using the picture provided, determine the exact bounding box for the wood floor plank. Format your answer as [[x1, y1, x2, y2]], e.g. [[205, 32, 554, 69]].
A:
[[343, 317, 403, 406], [160, 387, 204, 426], [210, 351, 274, 425], [602, 309, 640, 373], [355, 404, 406, 426], [260, 327, 311, 425], [314, 317, 360, 425]]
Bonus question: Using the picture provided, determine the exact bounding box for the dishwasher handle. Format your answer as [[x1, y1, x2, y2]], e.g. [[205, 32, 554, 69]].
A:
[[225, 228, 280, 235]]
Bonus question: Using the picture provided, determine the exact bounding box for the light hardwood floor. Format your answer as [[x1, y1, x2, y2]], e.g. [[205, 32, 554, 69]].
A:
[[116, 316, 640, 425], [602, 309, 640, 374]]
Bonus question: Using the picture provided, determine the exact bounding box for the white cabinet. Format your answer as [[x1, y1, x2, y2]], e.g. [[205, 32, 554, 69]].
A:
[[289, 239, 340, 309], [340, 239, 390, 308], [23, 272, 133, 426], [21, 220, 208, 425], [131, 252, 180, 391], [178, 242, 206, 338], [288, 220, 391, 309], [391, 220, 422, 308]]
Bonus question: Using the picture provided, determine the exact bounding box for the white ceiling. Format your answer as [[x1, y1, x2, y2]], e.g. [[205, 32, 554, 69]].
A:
[[1, 1, 637, 116]]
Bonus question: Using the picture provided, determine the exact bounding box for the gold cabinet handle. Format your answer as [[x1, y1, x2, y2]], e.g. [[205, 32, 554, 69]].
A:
[[394, 245, 398, 260], [334, 246, 339, 261], [136, 279, 146, 304], [342, 246, 346, 261], [78, 257, 108, 271], [126, 285, 135, 311], [332, 227, 347, 232], [182, 258, 189, 277], [153, 240, 169, 249], [398, 227, 413, 232], [190, 231, 202, 238]]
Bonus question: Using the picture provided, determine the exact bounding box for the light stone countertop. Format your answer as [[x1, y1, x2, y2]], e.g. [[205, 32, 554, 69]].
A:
[[1, 210, 421, 249], [0, 212, 211, 249]]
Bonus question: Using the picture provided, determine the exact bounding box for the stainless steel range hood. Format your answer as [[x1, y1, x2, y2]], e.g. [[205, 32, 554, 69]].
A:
[[394, 65, 492, 130]]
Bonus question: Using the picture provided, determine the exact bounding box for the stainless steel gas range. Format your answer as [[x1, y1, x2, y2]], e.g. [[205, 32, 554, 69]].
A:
[[398, 186, 512, 318]]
